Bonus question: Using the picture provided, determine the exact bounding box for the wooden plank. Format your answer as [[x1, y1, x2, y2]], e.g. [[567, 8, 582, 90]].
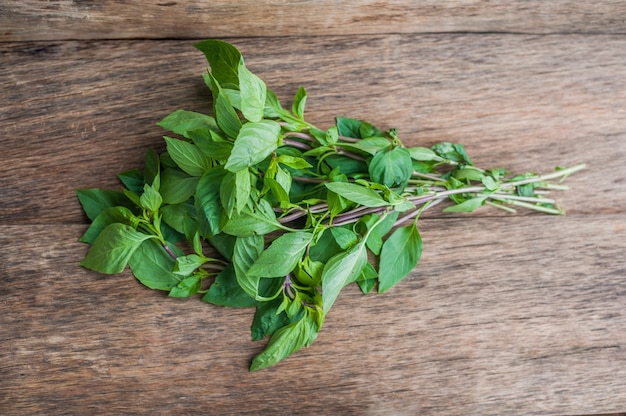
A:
[[1, 35, 624, 224], [1, 215, 625, 414], [2, 1, 626, 41]]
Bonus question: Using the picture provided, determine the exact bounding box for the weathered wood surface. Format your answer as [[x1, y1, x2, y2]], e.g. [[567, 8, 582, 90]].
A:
[[1, 216, 625, 415], [2, 1, 626, 41], [2, 2, 626, 414], [2, 35, 625, 225]]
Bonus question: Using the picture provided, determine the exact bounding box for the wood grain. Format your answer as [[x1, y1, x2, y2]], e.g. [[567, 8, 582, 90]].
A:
[[1, 215, 625, 414], [2, 2, 626, 413], [2, 1, 626, 41], [1, 35, 624, 224]]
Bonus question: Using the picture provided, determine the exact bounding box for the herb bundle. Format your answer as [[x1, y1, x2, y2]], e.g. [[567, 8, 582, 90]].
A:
[[77, 39, 584, 371]]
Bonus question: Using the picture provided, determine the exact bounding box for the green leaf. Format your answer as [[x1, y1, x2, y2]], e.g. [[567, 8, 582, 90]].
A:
[[195, 167, 227, 237], [250, 314, 316, 371], [139, 183, 162, 212], [169, 274, 202, 298], [324, 182, 388, 208], [378, 224, 422, 293], [264, 88, 286, 119], [329, 227, 357, 250], [208, 72, 242, 138], [292, 86, 307, 119], [235, 169, 251, 213], [251, 297, 292, 341], [157, 109, 220, 138], [276, 154, 312, 170], [336, 117, 364, 138], [187, 128, 233, 161], [221, 199, 282, 237], [144, 147, 161, 187], [338, 137, 391, 156], [233, 235, 264, 299], [173, 254, 207, 276], [118, 169, 145, 195], [76, 188, 136, 221], [321, 241, 368, 313], [80, 223, 155, 274], [357, 262, 378, 294], [160, 168, 199, 205], [219, 171, 238, 216], [407, 146, 439, 162], [80, 206, 139, 244], [202, 264, 257, 307], [225, 120, 280, 172], [248, 232, 313, 278], [194, 39, 242, 87], [443, 196, 487, 213], [364, 211, 399, 255], [160, 202, 196, 236], [164, 136, 211, 177], [238, 60, 266, 122], [128, 239, 182, 290], [368, 146, 413, 188]]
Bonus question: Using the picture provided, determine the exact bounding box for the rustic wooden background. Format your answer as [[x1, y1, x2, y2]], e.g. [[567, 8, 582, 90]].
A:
[[1, 1, 626, 415]]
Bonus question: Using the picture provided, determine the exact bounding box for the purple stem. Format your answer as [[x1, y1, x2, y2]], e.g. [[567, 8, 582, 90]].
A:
[[162, 243, 177, 260], [282, 138, 312, 150]]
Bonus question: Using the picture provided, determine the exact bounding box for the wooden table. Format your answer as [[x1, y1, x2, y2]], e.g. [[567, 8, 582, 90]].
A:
[[2, 2, 626, 414]]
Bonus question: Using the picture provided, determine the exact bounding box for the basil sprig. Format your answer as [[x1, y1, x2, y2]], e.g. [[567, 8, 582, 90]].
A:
[[77, 39, 584, 371]]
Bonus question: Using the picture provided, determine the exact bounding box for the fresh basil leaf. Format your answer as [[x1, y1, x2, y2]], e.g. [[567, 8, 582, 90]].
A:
[[368, 146, 413, 188], [364, 211, 399, 255], [292, 86, 307, 119], [378, 224, 422, 293], [157, 109, 220, 137], [160, 168, 199, 204], [248, 232, 313, 278], [251, 297, 292, 341], [169, 274, 202, 298], [160, 202, 196, 237], [221, 198, 281, 237], [321, 241, 368, 313], [225, 120, 280, 172], [143, 147, 160, 188], [76, 188, 136, 221], [336, 117, 364, 138], [233, 235, 264, 298], [359, 121, 383, 139], [187, 128, 233, 161], [80, 206, 139, 244], [238, 60, 266, 122], [195, 167, 227, 237], [139, 183, 162, 213], [338, 137, 391, 156], [357, 262, 378, 294], [201, 264, 256, 307], [173, 254, 207, 276], [208, 72, 242, 139], [329, 226, 357, 250], [208, 232, 237, 261], [308, 228, 343, 264], [220, 171, 238, 216], [250, 315, 313, 371], [128, 239, 182, 290], [80, 223, 155, 274], [324, 182, 388, 208], [118, 169, 145, 195], [164, 136, 211, 177], [276, 154, 312, 170], [443, 196, 487, 213], [407, 146, 439, 162], [194, 39, 242, 87]]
